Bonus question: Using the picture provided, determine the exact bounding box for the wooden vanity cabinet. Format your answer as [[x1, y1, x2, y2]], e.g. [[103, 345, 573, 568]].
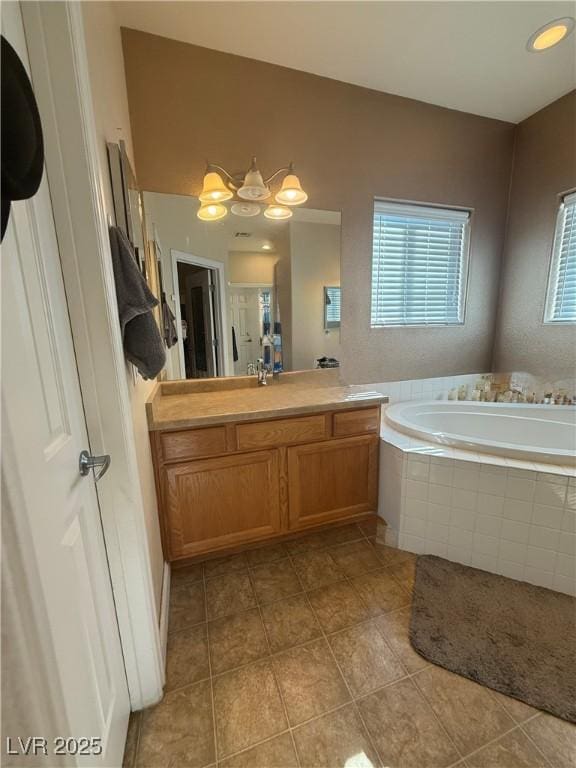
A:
[[163, 450, 282, 560], [151, 405, 380, 562], [287, 435, 378, 530]]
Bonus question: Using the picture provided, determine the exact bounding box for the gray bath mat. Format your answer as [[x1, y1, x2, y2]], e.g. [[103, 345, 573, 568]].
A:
[[410, 555, 576, 722]]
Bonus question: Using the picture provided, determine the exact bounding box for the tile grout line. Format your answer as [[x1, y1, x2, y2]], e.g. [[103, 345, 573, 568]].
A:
[[487, 692, 554, 768], [212, 521, 402, 766], [516, 720, 555, 768], [208, 613, 411, 685], [163, 614, 557, 768], [448, 720, 541, 766], [283, 528, 387, 768], [199, 527, 417, 686], [409, 667, 555, 767], [202, 565, 219, 768], [216, 729, 293, 767], [304, 590, 388, 767], [171, 528, 560, 768], [216, 700, 363, 766], [282, 542, 348, 767], [332, 527, 466, 766], [409, 668, 467, 764], [245, 564, 303, 768]]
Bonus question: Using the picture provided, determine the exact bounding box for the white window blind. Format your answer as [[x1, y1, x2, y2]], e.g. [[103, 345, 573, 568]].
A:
[[545, 192, 576, 324], [371, 201, 470, 327]]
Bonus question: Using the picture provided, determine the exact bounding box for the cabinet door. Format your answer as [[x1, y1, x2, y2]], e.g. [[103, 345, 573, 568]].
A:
[[287, 436, 378, 530], [164, 450, 281, 560]]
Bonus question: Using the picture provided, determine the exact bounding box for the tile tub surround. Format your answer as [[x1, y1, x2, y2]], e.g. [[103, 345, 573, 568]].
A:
[[123, 521, 576, 768], [353, 371, 576, 405], [353, 372, 487, 404], [378, 439, 576, 596]]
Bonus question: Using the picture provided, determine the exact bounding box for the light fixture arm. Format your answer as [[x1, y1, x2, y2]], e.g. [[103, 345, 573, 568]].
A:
[[205, 159, 294, 190], [263, 164, 293, 185], [206, 162, 240, 186]]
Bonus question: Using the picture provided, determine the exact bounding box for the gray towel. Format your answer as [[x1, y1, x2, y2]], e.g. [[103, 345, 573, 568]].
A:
[[162, 292, 178, 348], [109, 226, 166, 379]]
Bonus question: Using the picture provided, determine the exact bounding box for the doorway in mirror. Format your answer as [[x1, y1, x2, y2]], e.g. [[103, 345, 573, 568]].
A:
[[143, 191, 341, 380], [229, 285, 273, 376]]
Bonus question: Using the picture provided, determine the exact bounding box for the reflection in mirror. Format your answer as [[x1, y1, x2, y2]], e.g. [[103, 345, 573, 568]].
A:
[[107, 141, 163, 330], [142, 193, 341, 380], [324, 286, 341, 329]]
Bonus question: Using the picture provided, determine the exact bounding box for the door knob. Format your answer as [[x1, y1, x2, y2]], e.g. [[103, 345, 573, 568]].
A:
[[79, 450, 111, 482]]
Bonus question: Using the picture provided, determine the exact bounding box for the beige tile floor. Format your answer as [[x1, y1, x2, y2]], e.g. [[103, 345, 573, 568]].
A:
[[123, 522, 576, 768]]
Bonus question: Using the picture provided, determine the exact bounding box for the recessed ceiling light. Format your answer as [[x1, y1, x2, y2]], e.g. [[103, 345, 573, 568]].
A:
[[262, 243, 272, 250], [527, 17, 575, 51]]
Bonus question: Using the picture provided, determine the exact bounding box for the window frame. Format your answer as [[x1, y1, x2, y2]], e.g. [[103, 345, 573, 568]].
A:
[[543, 190, 576, 325], [370, 198, 472, 329]]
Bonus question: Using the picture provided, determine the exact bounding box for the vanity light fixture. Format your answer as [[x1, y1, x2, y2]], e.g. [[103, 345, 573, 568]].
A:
[[237, 159, 271, 201], [264, 204, 293, 220], [527, 17, 574, 51], [197, 201, 228, 221], [231, 202, 261, 217], [276, 166, 308, 205], [199, 171, 234, 203], [197, 157, 308, 220]]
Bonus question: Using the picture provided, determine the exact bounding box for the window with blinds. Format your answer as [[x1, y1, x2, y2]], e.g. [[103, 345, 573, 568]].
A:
[[545, 192, 576, 324], [371, 201, 471, 327], [324, 286, 341, 328]]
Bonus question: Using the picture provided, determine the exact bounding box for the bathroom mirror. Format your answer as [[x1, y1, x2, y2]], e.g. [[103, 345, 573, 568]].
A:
[[107, 141, 162, 328], [141, 192, 341, 380]]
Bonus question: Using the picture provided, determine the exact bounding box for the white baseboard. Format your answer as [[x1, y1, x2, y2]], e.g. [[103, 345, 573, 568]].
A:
[[158, 562, 171, 684]]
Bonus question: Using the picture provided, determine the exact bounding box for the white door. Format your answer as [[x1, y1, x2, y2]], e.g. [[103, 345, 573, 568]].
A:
[[1, 4, 130, 765], [229, 286, 264, 375]]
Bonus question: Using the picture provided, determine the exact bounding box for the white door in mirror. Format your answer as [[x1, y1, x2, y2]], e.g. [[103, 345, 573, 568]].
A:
[[230, 286, 264, 374]]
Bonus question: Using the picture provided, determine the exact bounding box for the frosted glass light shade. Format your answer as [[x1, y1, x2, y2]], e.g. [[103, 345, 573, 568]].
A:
[[199, 171, 233, 202], [238, 167, 271, 201], [231, 202, 261, 217], [264, 204, 292, 220], [275, 173, 308, 205], [197, 202, 228, 221]]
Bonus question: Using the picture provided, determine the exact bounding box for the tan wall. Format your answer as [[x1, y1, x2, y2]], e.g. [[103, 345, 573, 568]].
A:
[[83, 5, 164, 616], [228, 251, 278, 284], [493, 91, 576, 381], [291, 221, 341, 371], [122, 28, 515, 384]]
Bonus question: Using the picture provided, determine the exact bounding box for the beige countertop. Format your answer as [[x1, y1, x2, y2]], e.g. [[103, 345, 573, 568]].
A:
[[146, 372, 387, 430]]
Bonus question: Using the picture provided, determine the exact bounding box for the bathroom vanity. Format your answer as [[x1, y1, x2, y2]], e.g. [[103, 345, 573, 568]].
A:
[[147, 373, 385, 562]]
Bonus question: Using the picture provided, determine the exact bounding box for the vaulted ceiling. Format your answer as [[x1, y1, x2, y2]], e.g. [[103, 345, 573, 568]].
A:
[[116, 1, 576, 123]]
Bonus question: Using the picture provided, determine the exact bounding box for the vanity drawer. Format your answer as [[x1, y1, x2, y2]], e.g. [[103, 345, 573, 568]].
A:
[[236, 414, 327, 450], [333, 407, 380, 437], [160, 426, 228, 462]]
